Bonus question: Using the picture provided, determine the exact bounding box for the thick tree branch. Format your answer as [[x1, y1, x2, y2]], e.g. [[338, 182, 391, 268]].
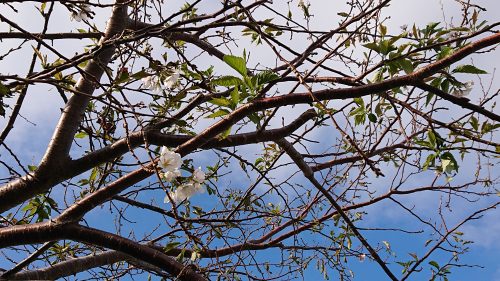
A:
[[0, 0, 128, 213], [0, 223, 206, 281], [4, 250, 129, 280]]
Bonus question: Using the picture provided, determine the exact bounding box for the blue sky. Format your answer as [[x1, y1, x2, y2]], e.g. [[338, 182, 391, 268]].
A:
[[1, 0, 499, 280]]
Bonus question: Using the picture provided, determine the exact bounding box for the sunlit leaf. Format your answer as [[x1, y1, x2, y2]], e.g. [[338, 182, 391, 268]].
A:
[[452, 65, 487, 74], [223, 55, 247, 76]]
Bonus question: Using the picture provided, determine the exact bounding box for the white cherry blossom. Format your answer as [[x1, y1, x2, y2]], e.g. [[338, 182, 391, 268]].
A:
[[70, 4, 91, 22], [165, 181, 204, 203], [141, 76, 154, 88], [162, 169, 181, 182], [192, 167, 205, 183], [452, 80, 474, 97], [159, 146, 182, 172], [163, 69, 180, 89], [142, 75, 162, 93]]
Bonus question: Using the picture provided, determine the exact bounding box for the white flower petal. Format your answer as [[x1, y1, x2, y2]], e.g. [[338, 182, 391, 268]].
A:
[[165, 181, 204, 204], [71, 13, 82, 22], [194, 182, 205, 193], [159, 147, 182, 172], [142, 76, 153, 88], [142, 75, 163, 93], [192, 167, 205, 183], [80, 13, 88, 21], [452, 81, 474, 97], [162, 169, 181, 182], [70, 4, 91, 22], [163, 70, 180, 89], [82, 4, 91, 13]]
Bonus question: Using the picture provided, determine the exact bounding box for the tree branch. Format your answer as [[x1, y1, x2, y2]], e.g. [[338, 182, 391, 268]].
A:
[[275, 138, 399, 281], [0, 223, 207, 281]]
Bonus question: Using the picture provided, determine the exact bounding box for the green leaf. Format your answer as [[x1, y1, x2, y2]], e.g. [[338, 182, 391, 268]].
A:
[[379, 40, 397, 55], [414, 139, 432, 148], [176, 248, 186, 262], [349, 106, 364, 117], [429, 261, 440, 269], [28, 165, 37, 172], [425, 92, 435, 106], [441, 159, 452, 173], [0, 82, 11, 97], [115, 69, 129, 84], [163, 241, 180, 253], [89, 167, 98, 182], [248, 113, 260, 124], [75, 131, 88, 139], [230, 87, 240, 105], [208, 97, 232, 108], [31, 46, 45, 65], [423, 153, 436, 170], [255, 70, 279, 85], [212, 75, 242, 87], [427, 130, 436, 148], [452, 64, 487, 74], [481, 122, 500, 134], [398, 59, 414, 74], [131, 70, 149, 80], [206, 109, 230, 118], [368, 113, 377, 123], [354, 113, 366, 125], [353, 97, 365, 107], [363, 42, 380, 53], [379, 24, 387, 36], [223, 55, 247, 77], [470, 116, 478, 131], [437, 46, 454, 60], [440, 152, 459, 173]]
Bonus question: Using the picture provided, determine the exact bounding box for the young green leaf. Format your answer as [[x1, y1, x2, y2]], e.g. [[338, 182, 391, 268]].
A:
[[452, 65, 487, 74], [230, 88, 240, 105], [255, 70, 279, 86], [223, 55, 247, 77], [209, 97, 232, 108], [207, 109, 230, 118], [363, 42, 380, 53], [212, 75, 242, 87]]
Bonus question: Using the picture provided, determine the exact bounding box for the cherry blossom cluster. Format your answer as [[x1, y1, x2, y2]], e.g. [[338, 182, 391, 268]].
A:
[[70, 4, 91, 22], [452, 80, 474, 97], [158, 147, 206, 204], [141, 69, 180, 93]]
